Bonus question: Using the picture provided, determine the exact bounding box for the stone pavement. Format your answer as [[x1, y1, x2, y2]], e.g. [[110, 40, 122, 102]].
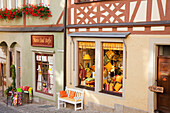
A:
[[0, 90, 110, 113]]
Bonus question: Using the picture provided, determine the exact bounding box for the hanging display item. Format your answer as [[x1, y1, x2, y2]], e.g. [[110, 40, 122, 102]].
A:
[[37, 65, 42, 91], [78, 41, 95, 88], [36, 54, 54, 94], [102, 42, 123, 93]]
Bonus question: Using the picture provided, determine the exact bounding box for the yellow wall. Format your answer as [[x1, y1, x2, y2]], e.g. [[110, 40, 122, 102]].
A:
[[66, 35, 170, 112]]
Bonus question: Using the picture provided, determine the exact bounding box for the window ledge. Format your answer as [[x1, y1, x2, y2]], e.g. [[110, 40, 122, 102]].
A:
[[99, 90, 122, 97], [76, 85, 95, 91], [36, 90, 53, 96]]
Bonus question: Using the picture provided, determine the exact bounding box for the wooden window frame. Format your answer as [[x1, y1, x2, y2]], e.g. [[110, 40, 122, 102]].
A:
[[35, 53, 54, 96], [74, 38, 126, 97], [77, 41, 96, 91], [101, 42, 124, 97]]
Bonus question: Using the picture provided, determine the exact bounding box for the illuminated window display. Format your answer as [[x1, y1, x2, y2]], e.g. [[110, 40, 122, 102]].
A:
[[35, 53, 53, 95], [102, 42, 123, 94], [78, 41, 95, 89]]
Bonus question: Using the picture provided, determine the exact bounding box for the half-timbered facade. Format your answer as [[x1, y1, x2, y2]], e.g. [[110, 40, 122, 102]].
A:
[[66, 0, 170, 113], [0, 0, 65, 102]]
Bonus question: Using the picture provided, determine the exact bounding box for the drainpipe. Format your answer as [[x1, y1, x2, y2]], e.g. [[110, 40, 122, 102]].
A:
[[1, 63, 4, 97], [63, 0, 67, 90]]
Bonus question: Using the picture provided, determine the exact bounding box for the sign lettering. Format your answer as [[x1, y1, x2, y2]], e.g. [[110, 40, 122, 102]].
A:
[[31, 35, 54, 48], [148, 86, 164, 93]]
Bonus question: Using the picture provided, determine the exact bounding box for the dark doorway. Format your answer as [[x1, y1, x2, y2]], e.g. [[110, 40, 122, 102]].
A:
[[157, 45, 170, 113]]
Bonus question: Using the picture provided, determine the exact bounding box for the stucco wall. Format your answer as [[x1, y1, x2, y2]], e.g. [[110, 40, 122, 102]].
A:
[[66, 35, 170, 112]]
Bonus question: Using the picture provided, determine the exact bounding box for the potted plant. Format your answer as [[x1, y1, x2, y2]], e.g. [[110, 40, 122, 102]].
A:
[[4, 65, 16, 96]]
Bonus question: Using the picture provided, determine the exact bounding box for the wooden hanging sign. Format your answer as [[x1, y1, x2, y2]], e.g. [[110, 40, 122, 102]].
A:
[[31, 35, 54, 48], [148, 86, 164, 93]]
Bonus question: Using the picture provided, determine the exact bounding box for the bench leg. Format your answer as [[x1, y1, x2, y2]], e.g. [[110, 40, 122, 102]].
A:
[[64, 102, 66, 108], [58, 100, 60, 109], [81, 102, 83, 110], [74, 103, 77, 111]]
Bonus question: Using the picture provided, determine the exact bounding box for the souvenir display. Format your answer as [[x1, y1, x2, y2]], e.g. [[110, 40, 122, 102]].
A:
[[105, 50, 115, 59], [78, 42, 95, 88], [102, 42, 123, 93], [35, 54, 54, 94]]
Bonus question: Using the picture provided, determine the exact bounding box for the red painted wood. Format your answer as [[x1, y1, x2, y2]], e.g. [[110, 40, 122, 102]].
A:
[[56, 10, 64, 25]]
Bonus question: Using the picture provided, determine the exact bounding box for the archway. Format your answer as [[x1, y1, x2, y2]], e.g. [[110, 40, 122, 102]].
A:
[[10, 42, 21, 88], [0, 41, 7, 94]]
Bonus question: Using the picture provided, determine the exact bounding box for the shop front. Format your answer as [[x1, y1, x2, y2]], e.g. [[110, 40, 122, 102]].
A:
[[0, 32, 64, 102], [148, 38, 170, 113], [66, 32, 170, 113]]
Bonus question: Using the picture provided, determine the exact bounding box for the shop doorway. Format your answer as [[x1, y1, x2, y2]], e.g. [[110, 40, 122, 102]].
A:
[[157, 46, 170, 113]]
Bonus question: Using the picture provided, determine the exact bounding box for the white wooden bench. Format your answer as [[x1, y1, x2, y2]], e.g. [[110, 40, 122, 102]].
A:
[[57, 87, 84, 111]]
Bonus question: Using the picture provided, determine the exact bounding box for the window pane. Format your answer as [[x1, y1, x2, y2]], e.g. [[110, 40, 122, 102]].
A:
[[102, 42, 123, 94], [36, 54, 53, 94], [16, 0, 22, 8], [7, 0, 11, 9], [78, 41, 95, 89], [0, 0, 3, 9]]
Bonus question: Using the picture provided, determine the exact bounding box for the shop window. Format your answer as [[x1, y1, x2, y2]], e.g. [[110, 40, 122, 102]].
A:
[[35, 53, 53, 95], [102, 42, 123, 96], [78, 41, 95, 91]]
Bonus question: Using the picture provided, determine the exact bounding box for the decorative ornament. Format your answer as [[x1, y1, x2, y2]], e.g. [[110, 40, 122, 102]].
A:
[[105, 62, 113, 72], [106, 50, 115, 59]]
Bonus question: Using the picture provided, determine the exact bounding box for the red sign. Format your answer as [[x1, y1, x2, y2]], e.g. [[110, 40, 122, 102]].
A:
[[31, 35, 54, 48]]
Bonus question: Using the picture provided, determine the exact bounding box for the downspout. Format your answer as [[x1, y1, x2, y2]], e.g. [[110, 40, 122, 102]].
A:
[[63, 0, 67, 90]]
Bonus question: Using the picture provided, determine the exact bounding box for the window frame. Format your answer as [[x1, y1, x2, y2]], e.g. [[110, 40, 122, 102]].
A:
[[35, 53, 54, 96], [77, 41, 96, 91], [100, 41, 124, 97], [32, 49, 55, 98], [74, 38, 126, 97]]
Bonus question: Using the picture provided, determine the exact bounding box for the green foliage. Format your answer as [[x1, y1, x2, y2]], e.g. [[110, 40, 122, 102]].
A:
[[4, 86, 12, 96], [10, 65, 16, 89], [0, 4, 52, 20]]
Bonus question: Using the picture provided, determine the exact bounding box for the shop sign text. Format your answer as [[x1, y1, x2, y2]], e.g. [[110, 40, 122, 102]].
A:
[[148, 86, 164, 93], [31, 35, 54, 48]]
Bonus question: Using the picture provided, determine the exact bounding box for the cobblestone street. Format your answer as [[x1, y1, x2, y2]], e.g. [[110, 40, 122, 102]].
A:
[[0, 90, 109, 113]]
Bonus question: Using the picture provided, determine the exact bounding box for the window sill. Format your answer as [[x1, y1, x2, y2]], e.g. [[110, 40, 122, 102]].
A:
[[36, 90, 53, 96], [76, 85, 95, 91], [99, 90, 122, 97]]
